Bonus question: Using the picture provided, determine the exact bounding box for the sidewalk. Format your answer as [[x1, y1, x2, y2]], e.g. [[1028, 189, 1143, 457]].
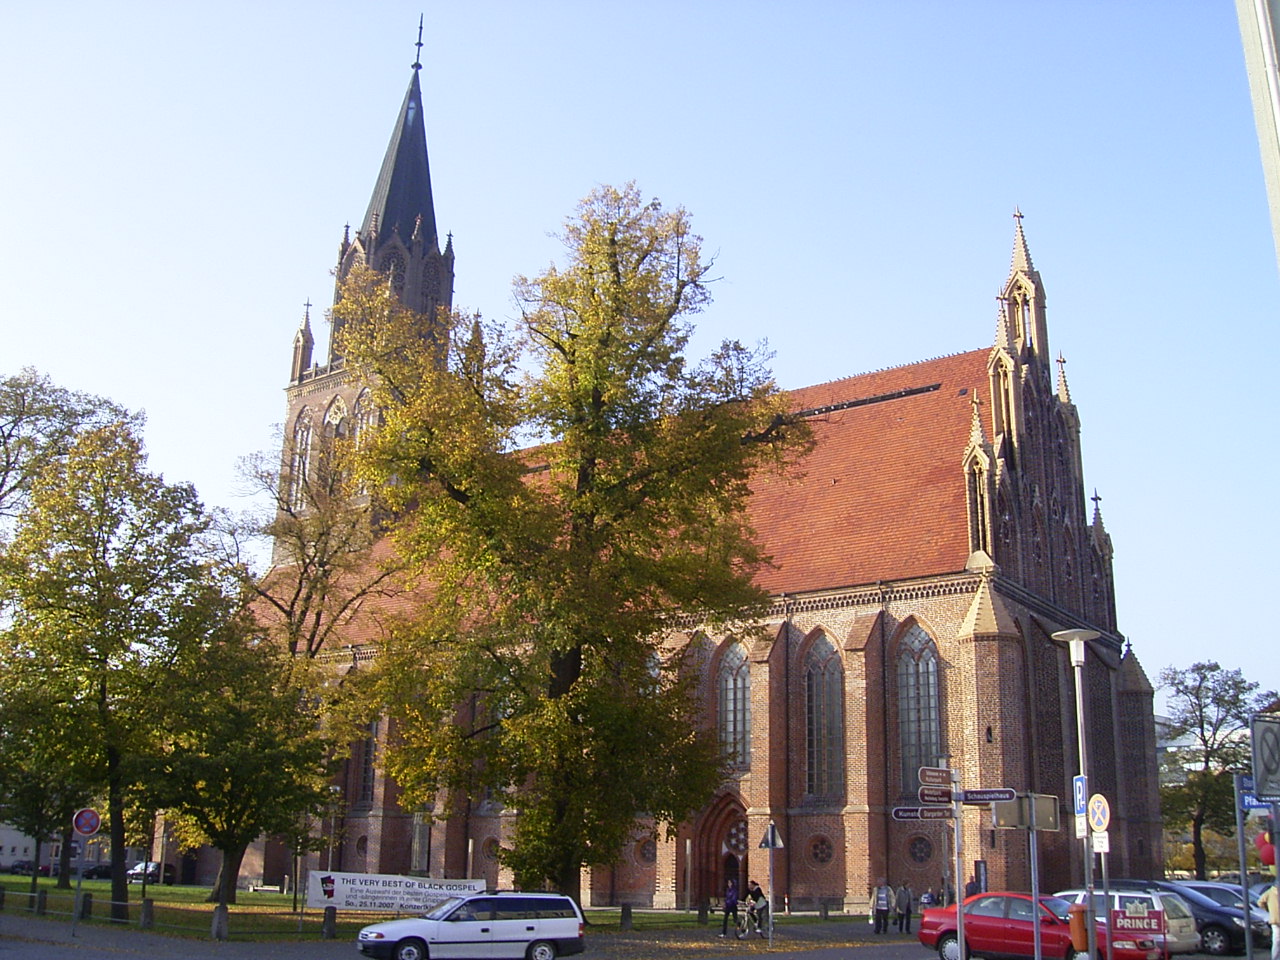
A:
[[0, 909, 923, 960]]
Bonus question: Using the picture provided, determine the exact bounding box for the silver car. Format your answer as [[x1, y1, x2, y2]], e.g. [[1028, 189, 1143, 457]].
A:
[[1055, 888, 1201, 955]]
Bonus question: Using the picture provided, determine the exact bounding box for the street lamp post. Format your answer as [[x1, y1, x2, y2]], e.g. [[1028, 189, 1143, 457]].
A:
[[1053, 628, 1100, 960]]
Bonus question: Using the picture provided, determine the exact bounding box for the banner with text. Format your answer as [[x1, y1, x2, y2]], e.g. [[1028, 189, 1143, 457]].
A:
[[306, 872, 485, 912]]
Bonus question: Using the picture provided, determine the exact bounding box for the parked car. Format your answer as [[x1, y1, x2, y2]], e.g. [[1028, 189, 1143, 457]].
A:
[[1055, 887, 1200, 954], [1179, 880, 1268, 919], [357, 890, 585, 960], [7, 860, 35, 875], [79, 863, 113, 879], [1110, 880, 1269, 955], [918, 891, 1165, 960], [126, 861, 175, 884]]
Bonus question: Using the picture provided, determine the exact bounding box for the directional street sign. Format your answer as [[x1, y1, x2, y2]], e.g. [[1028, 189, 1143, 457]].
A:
[[1087, 794, 1111, 833], [1238, 774, 1270, 810], [963, 788, 1016, 804], [919, 766, 952, 787], [893, 806, 955, 821], [1073, 775, 1088, 816], [918, 785, 953, 805]]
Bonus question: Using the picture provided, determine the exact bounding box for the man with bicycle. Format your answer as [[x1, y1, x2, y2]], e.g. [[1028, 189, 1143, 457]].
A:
[[744, 879, 768, 938]]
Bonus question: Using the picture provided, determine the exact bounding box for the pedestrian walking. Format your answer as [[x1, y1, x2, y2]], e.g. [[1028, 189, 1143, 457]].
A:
[[720, 878, 739, 938], [872, 877, 893, 934], [1259, 881, 1280, 960], [895, 882, 914, 933]]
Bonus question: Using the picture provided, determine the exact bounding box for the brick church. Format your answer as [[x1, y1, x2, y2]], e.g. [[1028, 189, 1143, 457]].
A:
[[269, 52, 1162, 910]]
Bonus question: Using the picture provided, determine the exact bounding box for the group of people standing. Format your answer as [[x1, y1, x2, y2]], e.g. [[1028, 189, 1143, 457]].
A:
[[870, 878, 918, 933]]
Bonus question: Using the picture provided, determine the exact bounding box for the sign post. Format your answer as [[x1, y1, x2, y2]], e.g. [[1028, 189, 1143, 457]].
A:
[[70, 807, 101, 932], [759, 821, 783, 947]]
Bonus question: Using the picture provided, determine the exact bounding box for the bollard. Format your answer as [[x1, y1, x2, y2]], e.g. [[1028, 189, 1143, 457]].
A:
[[820, 902, 829, 921], [140, 899, 155, 929], [620, 904, 633, 930], [34, 890, 47, 915], [697, 899, 709, 924], [78, 892, 93, 920], [322, 905, 337, 939], [785, 894, 790, 915], [0, 886, 5, 912], [211, 904, 229, 941]]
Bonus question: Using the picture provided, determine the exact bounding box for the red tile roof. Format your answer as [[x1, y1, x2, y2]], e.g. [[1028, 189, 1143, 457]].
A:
[[749, 348, 991, 595]]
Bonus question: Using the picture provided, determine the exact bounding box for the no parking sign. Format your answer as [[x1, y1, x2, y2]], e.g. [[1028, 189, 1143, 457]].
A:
[[72, 808, 101, 837]]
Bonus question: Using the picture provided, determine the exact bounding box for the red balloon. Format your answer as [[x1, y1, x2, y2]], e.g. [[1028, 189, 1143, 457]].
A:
[[1257, 830, 1269, 850], [1262, 844, 1275, 866]]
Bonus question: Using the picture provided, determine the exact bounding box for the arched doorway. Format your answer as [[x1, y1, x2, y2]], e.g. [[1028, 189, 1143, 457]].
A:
[[694, 794, 749, 906]]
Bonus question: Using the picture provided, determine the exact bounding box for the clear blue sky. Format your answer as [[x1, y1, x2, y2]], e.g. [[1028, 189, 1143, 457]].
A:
[[2, 2, 1275, 708]]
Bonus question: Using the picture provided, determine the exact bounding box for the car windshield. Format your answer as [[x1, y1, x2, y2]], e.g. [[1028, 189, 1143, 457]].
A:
[[1169, 885, 1234, 911], [423, 898, 464, 920], [1039, 896, 1073, 920], [1162, 894, 1192, 920], [1194, 886, 1242, 908]]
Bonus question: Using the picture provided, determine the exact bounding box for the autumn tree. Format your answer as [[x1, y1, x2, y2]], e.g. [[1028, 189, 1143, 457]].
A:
[[0, 422, 239, 920], [1160, 661, 1277, 879], [340, 184, 809, 896], [0, 367, 136, 525], [142, 635, 336, 906]]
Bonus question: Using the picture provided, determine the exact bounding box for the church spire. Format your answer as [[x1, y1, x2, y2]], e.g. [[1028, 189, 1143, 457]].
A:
[[359, 25, 438, 254], [290, 300, 315, 382], [999, 209, 1049, 365]]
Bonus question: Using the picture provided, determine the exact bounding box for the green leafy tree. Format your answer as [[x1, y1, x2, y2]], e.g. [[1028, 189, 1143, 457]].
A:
[[142, 636, 336, 906], [1160, 661, 1277, 879], [340, 183, 809, 896], [0, 422, 237, 920], [0, 367, 137, 524], [0, 691, 96, 895]]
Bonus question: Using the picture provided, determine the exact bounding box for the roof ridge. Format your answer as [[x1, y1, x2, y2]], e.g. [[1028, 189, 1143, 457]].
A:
[[781, 346, 989, 394]]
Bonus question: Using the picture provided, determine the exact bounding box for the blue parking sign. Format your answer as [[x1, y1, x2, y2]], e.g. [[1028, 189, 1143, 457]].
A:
[[1073, 775, 1087, 816]]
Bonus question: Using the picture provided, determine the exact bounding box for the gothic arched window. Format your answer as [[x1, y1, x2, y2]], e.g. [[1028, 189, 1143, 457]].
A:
[[288, 411, 313, 511], [805, 633, 844, 798], [718, 641, 750, 769], [898, 624, 942, 795]]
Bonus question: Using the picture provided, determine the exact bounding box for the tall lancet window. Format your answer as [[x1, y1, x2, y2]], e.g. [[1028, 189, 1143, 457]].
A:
[[288, 411, 313, 511], [898, 624, 942, 795], [718, 641, 751, 768], [968, 461, 990, 554], [805, 633, 844, 798]]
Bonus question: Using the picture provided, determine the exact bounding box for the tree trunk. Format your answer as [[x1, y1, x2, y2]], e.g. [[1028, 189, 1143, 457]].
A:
[[1192, 811, 1207, 879], [107, 750, 129, 922], [206, 843, 249, 906], [56, 825, 73, 890]]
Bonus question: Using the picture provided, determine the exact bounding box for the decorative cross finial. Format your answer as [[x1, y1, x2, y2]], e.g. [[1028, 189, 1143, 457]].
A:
[[1091, 489, 1102, 509], [1056, 352, 1066, 374], [303, 298, 312, 320], [413, 14, 424, 71], [1013, 207, 1024, 222]]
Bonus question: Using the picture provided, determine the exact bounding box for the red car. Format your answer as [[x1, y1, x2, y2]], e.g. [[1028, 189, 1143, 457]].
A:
[[918, 892, 1165, 960]]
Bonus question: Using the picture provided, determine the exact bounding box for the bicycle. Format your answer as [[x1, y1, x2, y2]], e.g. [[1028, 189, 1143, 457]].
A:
[[737, 903, 769, 939]]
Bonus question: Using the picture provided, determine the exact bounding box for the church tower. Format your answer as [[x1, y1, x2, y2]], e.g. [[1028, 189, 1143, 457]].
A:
[[282, 29, 454, 506]]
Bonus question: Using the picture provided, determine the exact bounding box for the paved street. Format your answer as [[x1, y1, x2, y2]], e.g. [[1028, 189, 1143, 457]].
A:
[[0, 910, 929, 960]]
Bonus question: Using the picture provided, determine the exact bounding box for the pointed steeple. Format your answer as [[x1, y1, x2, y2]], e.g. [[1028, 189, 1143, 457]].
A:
[[1055, 352, 1072, 404], [360, 27, 438, 255], [1000, 209, 1049, 364], [1010, 207, 1036, 276], [290, 300, 315, 382], [969, 392, 986, 447]]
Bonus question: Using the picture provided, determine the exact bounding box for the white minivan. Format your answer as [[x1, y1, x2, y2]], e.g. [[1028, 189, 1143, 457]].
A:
[[1055, 888, 1201, 955], [357, 891, 585, 960]]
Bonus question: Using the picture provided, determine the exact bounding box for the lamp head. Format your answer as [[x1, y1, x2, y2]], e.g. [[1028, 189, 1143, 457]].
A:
[[1051, 628, 1100, 667]]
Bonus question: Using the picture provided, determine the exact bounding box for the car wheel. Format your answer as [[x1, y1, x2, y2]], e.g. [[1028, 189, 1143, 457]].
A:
[[1200, 925, 1230, 956], [394, 937, 428, 960], [937, 933, 967, 960], [527, 940, 557, 960]]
